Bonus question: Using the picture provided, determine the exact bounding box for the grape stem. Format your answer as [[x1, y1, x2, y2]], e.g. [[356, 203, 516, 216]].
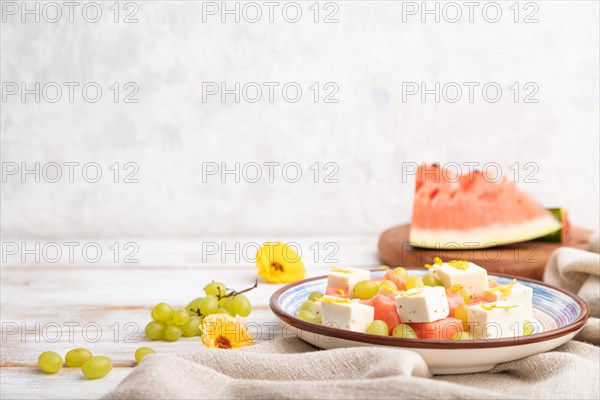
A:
[[218, 280, 258, 300], [190, 308, 202, 317], [189, 280, 258, 317]]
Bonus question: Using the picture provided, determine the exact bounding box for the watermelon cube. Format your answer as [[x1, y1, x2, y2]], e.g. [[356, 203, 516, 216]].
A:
[[362, 294, 401, 334], [446, 290, 466, 318], [325, 286, 348, 298], [384, 269, 406, 291]]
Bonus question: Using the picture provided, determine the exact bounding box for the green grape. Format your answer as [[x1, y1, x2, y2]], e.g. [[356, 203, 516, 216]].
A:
[[393, 267, 408, 279], [171, 309, 190, 326], [38, 351, 63, 374], [458, 287, 474, 303], [181, 316, 203, 337], [216, 307, 232, 315], [232, 295, 252, 317], [186, 297, 204, 316], [379, 280, 397, 290], [81, 356, 112, 379], [164, 324, 182, 342], [65, 348, 92, 368], [366, 320, 389, 336], [297, 310, 319, 323], [199, 295, 219, 315], [308, 291, 324, 301], [134, 347, 156, 364], [523, 320, 535, 336], [392, 324, 418, 339], [220, 297, 236, 316], [422, 273, 443, 287], [451, 331, 477, 341], [145, 320, 166, 340], [204, 281, 227, 297], [151, 303, 173, 322], [405, 276, 425, 290], [353, 280, 379, 299], [299, 300, 315, 313]]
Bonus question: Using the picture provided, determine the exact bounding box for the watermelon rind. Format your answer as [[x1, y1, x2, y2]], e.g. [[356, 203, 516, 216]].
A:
[[409, 214, 562, 249], [537, 208, 568, 243]]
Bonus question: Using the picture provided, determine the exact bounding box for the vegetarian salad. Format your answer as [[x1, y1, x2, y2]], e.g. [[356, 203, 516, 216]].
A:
[[296, 258, 535, 340]]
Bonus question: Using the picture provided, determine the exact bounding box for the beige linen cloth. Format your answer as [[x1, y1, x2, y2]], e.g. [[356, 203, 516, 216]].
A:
[[105, 234, 600, 400]]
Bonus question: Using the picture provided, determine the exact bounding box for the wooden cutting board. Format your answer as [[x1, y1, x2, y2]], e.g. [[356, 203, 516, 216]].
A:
[[378, 224, 592, 281]]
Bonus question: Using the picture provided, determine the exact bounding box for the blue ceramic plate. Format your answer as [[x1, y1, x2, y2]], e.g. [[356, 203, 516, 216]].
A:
[[270, 270, 589, 374]]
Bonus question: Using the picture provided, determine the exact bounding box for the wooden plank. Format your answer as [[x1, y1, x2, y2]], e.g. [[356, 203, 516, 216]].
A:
[[1, 368, 130, 400], [1, 308, 282, 365], [0, 238, 379, 399], [378, 224, 592, 280]]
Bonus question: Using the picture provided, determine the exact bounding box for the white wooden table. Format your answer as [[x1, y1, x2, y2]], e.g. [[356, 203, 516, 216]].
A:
[[0, 237, 378, 399]]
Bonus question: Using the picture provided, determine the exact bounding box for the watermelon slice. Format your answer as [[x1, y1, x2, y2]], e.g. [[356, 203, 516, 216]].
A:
[[537, 208, 569, 242], [409, 164, 562, 249]]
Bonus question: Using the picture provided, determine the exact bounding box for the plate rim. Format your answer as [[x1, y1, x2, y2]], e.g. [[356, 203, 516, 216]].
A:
[[269, 270, 590, 349]]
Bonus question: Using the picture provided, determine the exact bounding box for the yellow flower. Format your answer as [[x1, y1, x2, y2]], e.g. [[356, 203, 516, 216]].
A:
[[200, 314, 253, 349], [256, 242, 305, 284]]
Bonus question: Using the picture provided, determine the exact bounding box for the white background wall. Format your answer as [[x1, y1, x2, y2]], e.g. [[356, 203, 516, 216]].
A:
[[1, 1, 599, 239]]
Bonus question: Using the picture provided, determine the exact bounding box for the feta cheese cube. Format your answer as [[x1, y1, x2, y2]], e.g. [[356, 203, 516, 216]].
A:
[[327, 267, 371, 297], [312, 300, 321, 318], [467, 301, 525, 339], [320, 297, 374, 332], [434, 262, 489, 296], [394, 286, 449, 323], [483, 281, 533, 320], [428, 268, 441, 279]]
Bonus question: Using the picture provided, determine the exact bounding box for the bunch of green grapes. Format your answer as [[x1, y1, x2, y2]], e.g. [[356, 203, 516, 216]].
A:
[[194, 281, 253, 318], [145, 281, 255, 342]]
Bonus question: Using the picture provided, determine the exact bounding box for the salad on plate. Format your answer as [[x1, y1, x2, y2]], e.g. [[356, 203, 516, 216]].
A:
[[296, 258, 535, 341]]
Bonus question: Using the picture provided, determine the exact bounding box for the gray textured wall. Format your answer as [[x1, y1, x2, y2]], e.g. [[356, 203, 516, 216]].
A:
[[1, 1, 598, 238]]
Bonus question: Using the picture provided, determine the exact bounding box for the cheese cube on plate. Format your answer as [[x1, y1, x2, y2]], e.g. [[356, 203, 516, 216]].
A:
[[434, 261, 489, 296], [320, 297, 374, 332], [483, 280, 533, 320], [312, 300, 322, 318], [467, 301, 525, 339], [394, 286, 449, 323], [327, 267, 371, 297]]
